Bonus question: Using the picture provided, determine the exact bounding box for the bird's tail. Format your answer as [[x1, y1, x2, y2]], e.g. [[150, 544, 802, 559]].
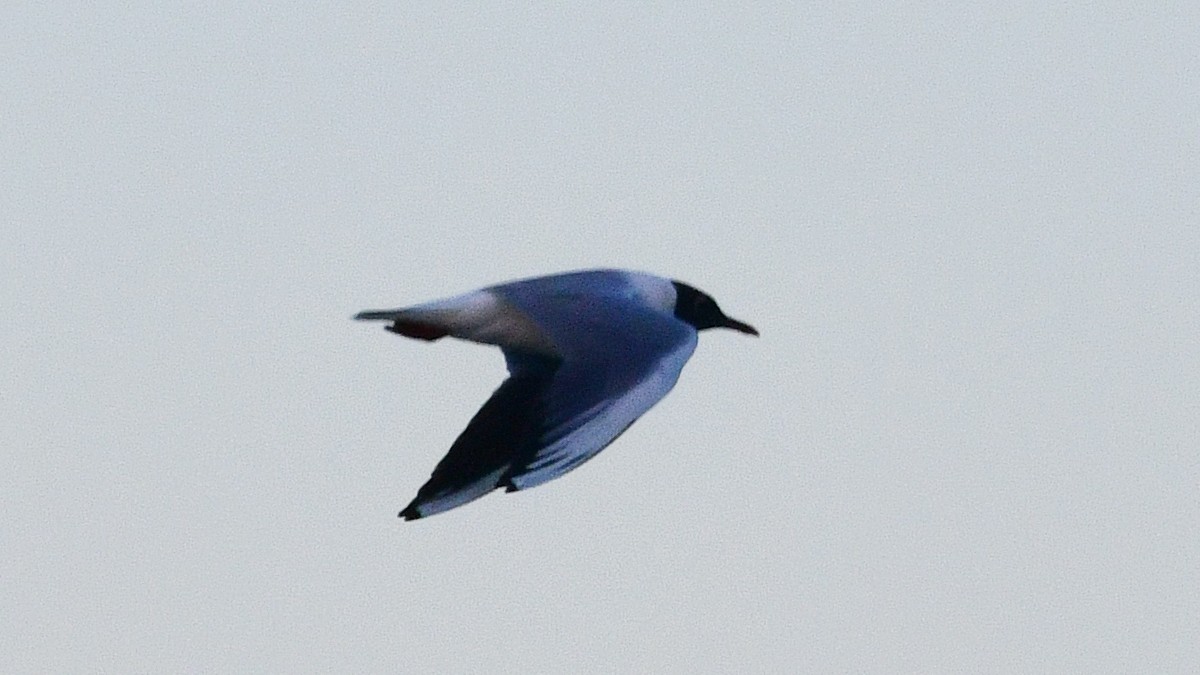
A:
[[354, 307, 451, 341], [354, 309, 405, 321], [355, 290, 551, 350]]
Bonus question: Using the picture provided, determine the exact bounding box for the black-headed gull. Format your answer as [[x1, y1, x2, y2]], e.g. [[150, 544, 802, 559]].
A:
[[355, 269, 758, 520]]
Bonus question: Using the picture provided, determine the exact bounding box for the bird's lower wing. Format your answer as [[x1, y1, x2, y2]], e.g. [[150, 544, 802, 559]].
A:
[[400, 369, 552, 520], [401, 297, 697, 519], [500, 302, 699, 491]]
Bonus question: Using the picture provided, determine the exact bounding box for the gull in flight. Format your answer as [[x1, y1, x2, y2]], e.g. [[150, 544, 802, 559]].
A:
[[355, 269, 758, 520]]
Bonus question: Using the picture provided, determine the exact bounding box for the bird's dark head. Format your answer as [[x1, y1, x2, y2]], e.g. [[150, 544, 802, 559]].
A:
[[671, 281, 759, 336]]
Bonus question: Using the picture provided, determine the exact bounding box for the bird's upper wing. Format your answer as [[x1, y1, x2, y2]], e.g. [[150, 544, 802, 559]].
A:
[[400, 291, 697, 519], [498, 291, 698, 491]]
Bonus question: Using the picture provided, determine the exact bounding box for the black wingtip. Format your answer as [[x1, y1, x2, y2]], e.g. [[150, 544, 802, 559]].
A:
[[399, 505, 422, 520]]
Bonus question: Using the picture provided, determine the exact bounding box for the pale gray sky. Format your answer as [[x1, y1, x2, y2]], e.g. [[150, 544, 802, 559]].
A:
[[4, 3, 1197, 672]]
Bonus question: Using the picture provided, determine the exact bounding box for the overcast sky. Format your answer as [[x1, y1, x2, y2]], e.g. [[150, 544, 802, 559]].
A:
[[4, 3, 1197, 672]]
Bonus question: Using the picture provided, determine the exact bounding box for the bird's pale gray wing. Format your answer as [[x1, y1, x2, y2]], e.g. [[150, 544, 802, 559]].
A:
[[500, 297, 699, 491], [401, 295, 695, 519]]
